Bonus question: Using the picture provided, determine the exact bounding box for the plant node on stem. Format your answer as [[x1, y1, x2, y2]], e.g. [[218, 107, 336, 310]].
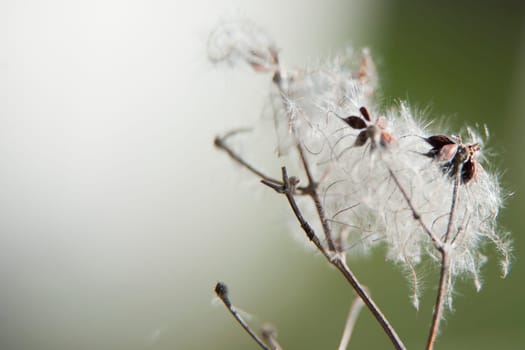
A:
[[261, 167, 406, 350]]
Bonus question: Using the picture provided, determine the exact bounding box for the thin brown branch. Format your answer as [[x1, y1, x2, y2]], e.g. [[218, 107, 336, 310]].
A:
[[443, 171, 461, 243], [214, 131, 282, 185], [332, 258, 406, 350], [261, 170, 330, 260], [383, 160, 458, 349], [338, 295, 365, 350], [272, 69, 337, 252], [387, 167, 442, 250], [263, 167, 407, 350], [214, 131, 310, 195], [427, 171, 461, 350], [214, 282, 270, 350], [426, 252, 450, 350]]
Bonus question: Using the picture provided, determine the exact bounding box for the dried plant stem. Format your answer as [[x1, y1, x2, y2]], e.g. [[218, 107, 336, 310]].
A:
[[214, 131, 282, 186], [426, 172, 461, 350], [273, 70, 337, 252], [217, 66, 405, 349], [295, 141, 337, 252], [385, 162, 461, 349], [444, 172, 461, 243], [387, 167, 441, 249], [275, 73, 399, 345], [210, 24, 511, 350], [332, 258, 405, 350], [263, 167, 407, 350], [214, 282, 270, 350], [338, 296, 365, 350], [214, 132, 310, 195], [426, 251, 450, 350], [261, 170, 330, 260]]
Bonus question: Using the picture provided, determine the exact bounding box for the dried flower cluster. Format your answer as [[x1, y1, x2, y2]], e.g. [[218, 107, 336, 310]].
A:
[[210, 20, 512, 350]]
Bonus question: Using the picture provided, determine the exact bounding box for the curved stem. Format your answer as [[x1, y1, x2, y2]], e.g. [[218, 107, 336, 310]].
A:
[[263, 167, 407, 350], [426, 250, 449, 350], [265, 66, 404, 348]]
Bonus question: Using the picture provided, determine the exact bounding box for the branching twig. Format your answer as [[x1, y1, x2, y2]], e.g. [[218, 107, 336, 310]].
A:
[[214, 282, 270, 350], [262, 167, 407, 350], [384, 161, 457, 349], [297, 142, 337, 252], [214, 130, 282, 186], [426, 171, 461, 350], [210, 22, 509, 350], [261, 172, 330, 260], [214, 131, 310, 194], [272, 68, 337, 252]]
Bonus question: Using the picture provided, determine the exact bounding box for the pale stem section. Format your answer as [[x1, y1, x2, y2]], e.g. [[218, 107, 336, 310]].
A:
[[338, 296, 365, 350]]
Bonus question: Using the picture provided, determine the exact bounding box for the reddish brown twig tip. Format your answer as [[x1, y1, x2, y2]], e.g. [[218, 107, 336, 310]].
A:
[[215, 282, 231, 307]]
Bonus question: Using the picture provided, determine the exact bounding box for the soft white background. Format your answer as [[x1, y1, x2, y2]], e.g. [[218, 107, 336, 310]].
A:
[[1, 1, 388, 349]]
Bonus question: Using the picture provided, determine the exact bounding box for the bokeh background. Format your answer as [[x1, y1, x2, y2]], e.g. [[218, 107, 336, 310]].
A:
[[2, 1, 524, 349]]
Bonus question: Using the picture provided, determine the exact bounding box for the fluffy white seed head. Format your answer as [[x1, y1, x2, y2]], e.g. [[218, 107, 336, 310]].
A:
[[209, 21, 512, 309], [207, 20, 278, 72]]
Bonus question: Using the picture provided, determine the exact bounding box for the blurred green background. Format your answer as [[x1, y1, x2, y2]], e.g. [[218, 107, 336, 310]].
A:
[[364, 2, 525, 348], [2, 1, 524, 349]]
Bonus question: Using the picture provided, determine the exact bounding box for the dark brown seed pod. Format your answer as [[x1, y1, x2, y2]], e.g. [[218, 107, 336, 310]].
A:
[[343, 116, 367, 130], [424, 135, 480, 184], [359, 106, 371, 121], [437, 144, 459, 162], [425, 135, 455, 149], [424, 135, 456, 159], [339, 106, 396, 149], [461, 158, 477, 183], [355, 130, 369, 146]]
